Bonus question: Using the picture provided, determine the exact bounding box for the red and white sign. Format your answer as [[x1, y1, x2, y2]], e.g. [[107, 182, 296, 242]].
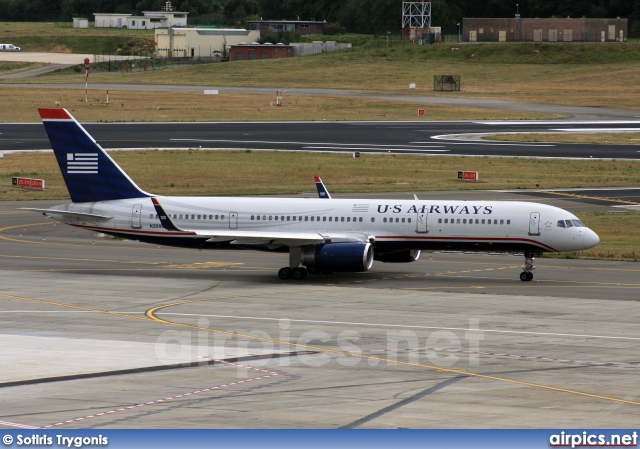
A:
[[12, 177, 46, 189], [457, 171, 478, 181]]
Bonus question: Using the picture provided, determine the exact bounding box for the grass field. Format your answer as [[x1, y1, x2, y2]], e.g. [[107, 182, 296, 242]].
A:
[[3, 150, 640, 199], [0, 87, 565, 122], [488, 133, 640, 145]]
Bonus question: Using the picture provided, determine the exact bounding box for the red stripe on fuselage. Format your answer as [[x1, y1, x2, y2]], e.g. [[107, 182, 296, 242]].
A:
[[375, 235, 558, 252]]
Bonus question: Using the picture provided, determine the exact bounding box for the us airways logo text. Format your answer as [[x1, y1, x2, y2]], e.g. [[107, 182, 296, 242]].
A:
[[377, 204, 493, 215]]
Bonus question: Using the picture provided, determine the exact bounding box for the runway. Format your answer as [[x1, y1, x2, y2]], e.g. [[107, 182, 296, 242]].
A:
[[2, 119, 640, 159], [2, 193, 640, 429]]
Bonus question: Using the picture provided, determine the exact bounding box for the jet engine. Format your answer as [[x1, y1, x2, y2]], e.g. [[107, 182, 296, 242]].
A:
[[302, 242, 374, 272], [374, 249, 421, 263]]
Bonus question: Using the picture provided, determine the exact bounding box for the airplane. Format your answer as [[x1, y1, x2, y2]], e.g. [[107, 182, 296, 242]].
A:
[[0, 44, 22, 52], [25, 108, 600, 282]]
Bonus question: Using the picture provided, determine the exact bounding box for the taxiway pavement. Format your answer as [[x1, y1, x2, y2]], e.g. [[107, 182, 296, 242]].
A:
[[1, 192, 639, 428]]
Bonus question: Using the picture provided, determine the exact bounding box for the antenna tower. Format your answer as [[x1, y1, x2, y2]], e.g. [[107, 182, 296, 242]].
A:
[[402, 0, 431, 41]]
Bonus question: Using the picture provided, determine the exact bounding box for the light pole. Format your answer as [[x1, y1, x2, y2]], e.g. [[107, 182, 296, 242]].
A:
[[387, 31, 390, 48], [457, 23, 460, 42], [516, 3, 519, 16]]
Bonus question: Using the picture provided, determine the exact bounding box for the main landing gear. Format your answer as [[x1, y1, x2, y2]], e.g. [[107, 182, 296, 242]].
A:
[[279, 247, 308, 281], [278, 266, 308, 280], [520, 251, 536, 282]]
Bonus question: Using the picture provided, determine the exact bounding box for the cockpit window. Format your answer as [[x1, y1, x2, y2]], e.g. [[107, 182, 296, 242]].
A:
[[558, 219, 586, 228]]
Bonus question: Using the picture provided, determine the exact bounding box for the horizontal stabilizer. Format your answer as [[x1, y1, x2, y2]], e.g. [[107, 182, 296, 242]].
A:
[[19, 208, 113, 220]]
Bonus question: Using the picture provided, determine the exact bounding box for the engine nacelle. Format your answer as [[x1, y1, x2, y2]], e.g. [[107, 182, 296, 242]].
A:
[[302, 242, 374, 272], [374, 249, 421, 263]]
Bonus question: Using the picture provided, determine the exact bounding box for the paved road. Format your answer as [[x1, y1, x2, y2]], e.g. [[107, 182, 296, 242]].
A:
[[2, 119, 640, 159]]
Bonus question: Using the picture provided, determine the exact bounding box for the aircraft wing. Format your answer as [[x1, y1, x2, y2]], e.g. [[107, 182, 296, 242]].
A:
[[195, 230, 370, 247]]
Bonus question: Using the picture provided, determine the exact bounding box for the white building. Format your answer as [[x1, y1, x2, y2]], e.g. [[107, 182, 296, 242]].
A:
[[94, 2, 188, 29], [155, 28, 260, 58]]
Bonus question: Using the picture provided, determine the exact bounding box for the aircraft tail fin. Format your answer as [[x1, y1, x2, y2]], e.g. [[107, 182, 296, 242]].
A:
[[38, 108, 151, 203]]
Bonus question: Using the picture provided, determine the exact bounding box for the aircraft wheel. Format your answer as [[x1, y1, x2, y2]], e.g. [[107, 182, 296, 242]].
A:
[[520, 272, 529, 282], [526, 271, 534, 281], [278, 267, 293, 280], [292, 267, 308, 280]]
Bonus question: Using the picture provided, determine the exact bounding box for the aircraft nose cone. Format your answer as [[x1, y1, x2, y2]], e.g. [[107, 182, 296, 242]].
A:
[[584, 229, 600, 249]]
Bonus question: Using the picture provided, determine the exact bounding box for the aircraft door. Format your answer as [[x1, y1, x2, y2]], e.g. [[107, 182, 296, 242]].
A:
[[416, 212, 428, 233], [229, 212, 238, 230], [131, 204, 142, 229], [528, 212, 540, 236]]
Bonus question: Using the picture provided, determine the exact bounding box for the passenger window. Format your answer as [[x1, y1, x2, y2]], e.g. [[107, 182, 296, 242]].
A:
[[438, 218, 442, 224], [329, 217, 332, 222], [407, 218, 411, 223], [475, 219, 479, 224], [481, 219, 485, 224], [347, 217, 351, 222], [371, 217, 375, 222], [500, 219, 504, 225], [341, 217, 344, 222], [463, 219, 467, 224], [402, 218, 405, 223], [507, 220, 510, 225], [457, 219, 460, 224], [444, 218, 448, 224]]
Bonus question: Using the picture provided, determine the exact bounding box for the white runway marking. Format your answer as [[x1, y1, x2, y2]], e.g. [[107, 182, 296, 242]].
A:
[[157, 312, 640, 342], [304, 146, 449, 151], [172, 138, 445, 148]]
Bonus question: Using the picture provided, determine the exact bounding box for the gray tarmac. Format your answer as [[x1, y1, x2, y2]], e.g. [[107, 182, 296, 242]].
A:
[[1, 191, 640, 429]]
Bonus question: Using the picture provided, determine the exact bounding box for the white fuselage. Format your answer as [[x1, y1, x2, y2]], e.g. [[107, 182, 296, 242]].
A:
[[47, 196, 600, 254]]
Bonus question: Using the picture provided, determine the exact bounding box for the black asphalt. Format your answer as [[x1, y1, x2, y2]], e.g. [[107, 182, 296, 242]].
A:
[[2, 120, 640, 159]]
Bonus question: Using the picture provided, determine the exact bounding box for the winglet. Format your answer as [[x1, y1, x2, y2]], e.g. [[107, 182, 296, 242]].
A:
[[38, 108, 151, 203], [314, 176, 332, 199], [151, 197, 183, 232]]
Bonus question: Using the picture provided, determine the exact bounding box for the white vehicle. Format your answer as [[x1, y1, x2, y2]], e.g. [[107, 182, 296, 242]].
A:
[[27, 108, 600, 282], [0, 44, 22, 51]]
